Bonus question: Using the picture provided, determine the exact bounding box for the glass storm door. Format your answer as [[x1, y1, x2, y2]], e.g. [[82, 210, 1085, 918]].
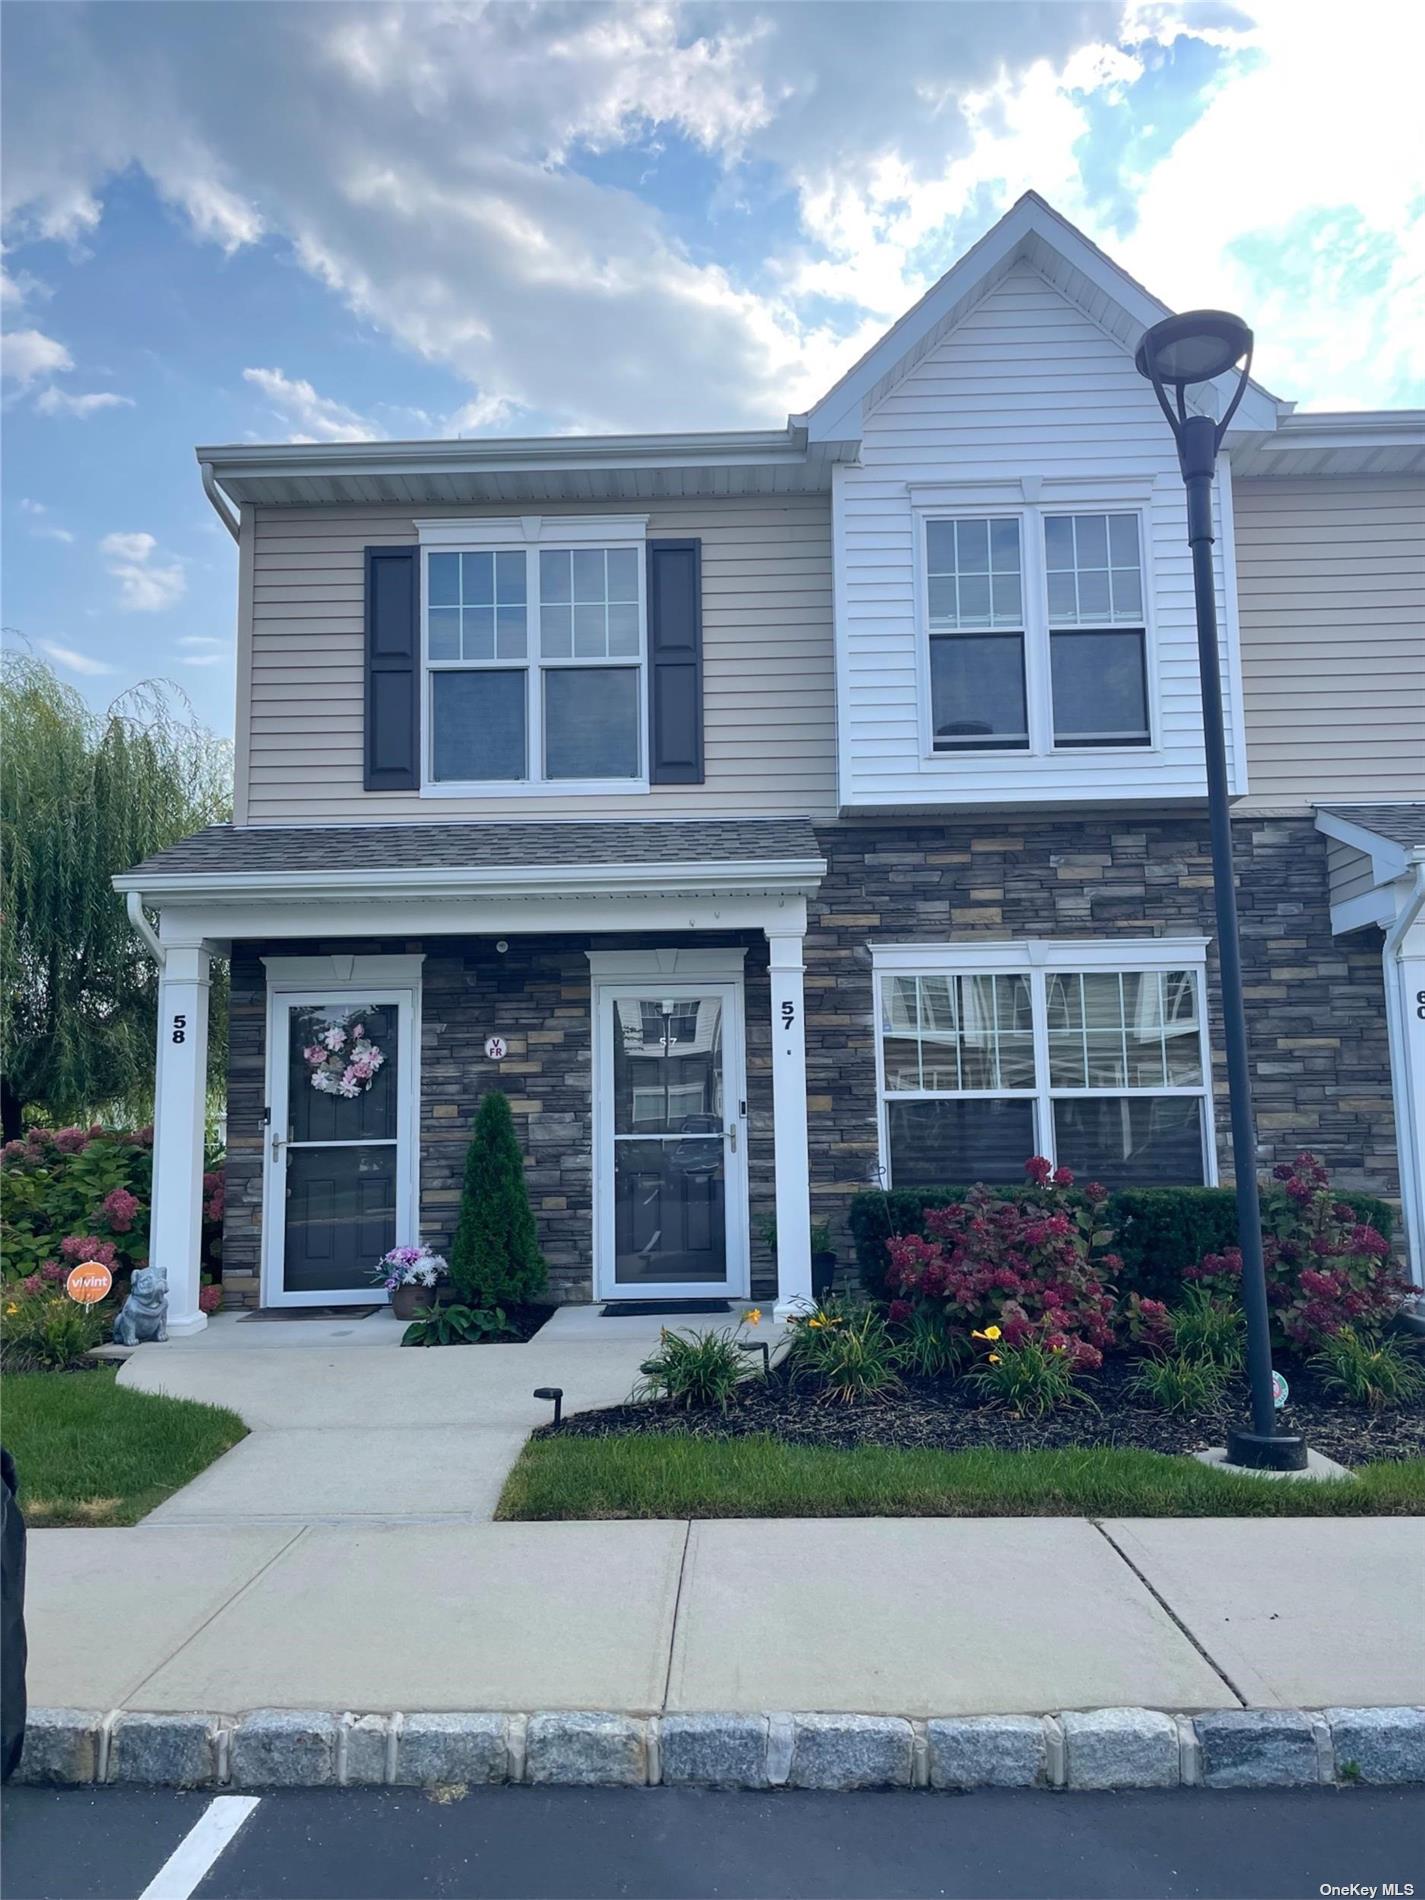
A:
[[264, 990, 416, 1306], [596, 982, 749, 1300]]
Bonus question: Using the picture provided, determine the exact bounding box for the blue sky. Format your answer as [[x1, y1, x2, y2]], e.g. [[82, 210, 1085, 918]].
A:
[[3, 0, 1421, 736]]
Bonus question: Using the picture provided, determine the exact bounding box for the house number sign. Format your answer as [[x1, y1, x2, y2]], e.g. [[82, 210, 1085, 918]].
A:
[[485, 1035, 507, 1060], [780, 1000, 796, 1031], [171, 1012, 187, 1044]]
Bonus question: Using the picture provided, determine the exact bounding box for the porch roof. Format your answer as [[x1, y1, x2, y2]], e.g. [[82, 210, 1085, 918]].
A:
[[115, 817, 827, 902]]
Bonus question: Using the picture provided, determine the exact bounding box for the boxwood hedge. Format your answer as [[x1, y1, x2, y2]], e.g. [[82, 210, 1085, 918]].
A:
[[847, 1182, 1396, 1305]]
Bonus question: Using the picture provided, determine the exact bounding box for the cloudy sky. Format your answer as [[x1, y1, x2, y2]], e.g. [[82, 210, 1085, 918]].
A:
[[2, 0, 1421, 733]]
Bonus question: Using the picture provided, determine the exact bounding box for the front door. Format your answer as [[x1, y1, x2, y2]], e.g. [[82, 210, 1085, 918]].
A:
[[263, 988, 417, 1306], [594, 978, 749, 1300]]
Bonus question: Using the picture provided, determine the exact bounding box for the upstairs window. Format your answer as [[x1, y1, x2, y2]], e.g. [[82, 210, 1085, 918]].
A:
[[423, 522, 646, 789], [922, 504, 1152, 757]]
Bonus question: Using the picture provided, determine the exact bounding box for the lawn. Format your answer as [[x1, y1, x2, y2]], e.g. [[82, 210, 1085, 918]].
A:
[[496, 1431, 1425, 1521], [4, 1367, 247, 1526]]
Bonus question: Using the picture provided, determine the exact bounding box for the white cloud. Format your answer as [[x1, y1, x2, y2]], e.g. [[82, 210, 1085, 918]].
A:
[[40, 640, 116, 677], [34, 386, 133, 418], [242, 366, 380, 441], [2, 327, 72, 386], [178, 650, 230, 667], [177, 634, 224, 648], [100, 531, 187, 612]]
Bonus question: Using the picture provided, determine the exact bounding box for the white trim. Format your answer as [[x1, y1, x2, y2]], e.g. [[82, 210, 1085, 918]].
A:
[[261, 961, 423, 1309], [1216, 460, 1249, 795], [587, 948, 747, 979], [590, 968, 750, 1303], [117, 856, 827, 902], [415, 514, 650, 546], [1314, 809, 1417, 886], [870, 938, 1217, 1189], [908, 475, 1156, 508], [831, 462, 855, 813], [1330, 889, 1396, 936]]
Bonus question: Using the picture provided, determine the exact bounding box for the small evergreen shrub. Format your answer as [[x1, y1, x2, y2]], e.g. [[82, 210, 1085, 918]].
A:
[[449, 1092, 547, 1308], [1310, 1328, 1425, 1410]]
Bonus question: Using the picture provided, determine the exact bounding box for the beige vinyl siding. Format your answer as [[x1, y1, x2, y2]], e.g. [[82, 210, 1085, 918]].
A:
[[1235, 477, 1425, 811], [1325, 837, 1376, 909], [241, 498, 836, 824]]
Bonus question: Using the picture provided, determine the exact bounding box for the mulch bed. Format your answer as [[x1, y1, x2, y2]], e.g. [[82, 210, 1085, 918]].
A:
[[500, 1302, 556, 1343], [540, 1356, 1425, 1466]]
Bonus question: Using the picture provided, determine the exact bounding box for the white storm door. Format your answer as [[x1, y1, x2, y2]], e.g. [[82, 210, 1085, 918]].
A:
[[594, 978, 749, 1301], [262, 987, 418, 1307]]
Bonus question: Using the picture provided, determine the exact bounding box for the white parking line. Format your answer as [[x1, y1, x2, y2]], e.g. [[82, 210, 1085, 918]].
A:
[[137, 1796, 262, 1900]]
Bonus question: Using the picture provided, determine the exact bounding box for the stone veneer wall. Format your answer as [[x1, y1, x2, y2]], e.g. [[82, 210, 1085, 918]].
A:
[[223, 931, 776, 1309], [221, 816, 1396, 1310], [801, 813, 1399, 1256]]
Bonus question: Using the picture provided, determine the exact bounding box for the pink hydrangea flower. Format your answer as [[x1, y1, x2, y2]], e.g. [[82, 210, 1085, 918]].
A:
[[101, 1187, 141, 1233]]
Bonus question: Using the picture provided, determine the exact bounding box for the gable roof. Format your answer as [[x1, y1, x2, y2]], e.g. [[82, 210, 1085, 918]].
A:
[[797, 191, 1285, 444]]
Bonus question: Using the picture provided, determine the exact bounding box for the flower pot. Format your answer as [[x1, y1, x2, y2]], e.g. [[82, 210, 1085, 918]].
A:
[[812, 1251, 838, 1302], [390, 1282, 437, 1322]]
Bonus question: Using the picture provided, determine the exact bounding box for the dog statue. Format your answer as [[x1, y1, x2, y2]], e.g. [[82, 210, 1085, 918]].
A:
[[112, 1265, 169, 1345]]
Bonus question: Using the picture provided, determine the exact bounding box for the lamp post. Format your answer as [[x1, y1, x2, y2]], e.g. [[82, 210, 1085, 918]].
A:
[[1135, 311, 1306, 1472]]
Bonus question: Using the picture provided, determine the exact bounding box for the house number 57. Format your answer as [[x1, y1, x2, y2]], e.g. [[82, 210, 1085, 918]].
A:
[[171, 1013, 187, 1045]]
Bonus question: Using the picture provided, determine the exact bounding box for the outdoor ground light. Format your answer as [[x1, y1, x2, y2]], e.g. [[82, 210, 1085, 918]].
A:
[[533, 1386, 563, 1425], [1135, 310, 1307, 1472], [738, 1340, 772, 1376]]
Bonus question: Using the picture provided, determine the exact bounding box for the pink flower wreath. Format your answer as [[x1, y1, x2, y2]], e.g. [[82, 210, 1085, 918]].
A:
[[300, 1008, 386, 1099]]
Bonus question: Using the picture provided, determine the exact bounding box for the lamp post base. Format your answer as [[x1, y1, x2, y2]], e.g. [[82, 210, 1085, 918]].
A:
[[1224, 1427, 1309, 1472]]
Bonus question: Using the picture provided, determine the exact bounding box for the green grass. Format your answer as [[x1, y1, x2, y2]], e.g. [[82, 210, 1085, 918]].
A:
[[3, 1367, 247, 1526], [496, 1431, 1425, 1522]]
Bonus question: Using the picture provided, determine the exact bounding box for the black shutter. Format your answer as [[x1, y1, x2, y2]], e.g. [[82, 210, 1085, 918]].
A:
[[364, 545, 420, 791], [646, 537, 703, 785]]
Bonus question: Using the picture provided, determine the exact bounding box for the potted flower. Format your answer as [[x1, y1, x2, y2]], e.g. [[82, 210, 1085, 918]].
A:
[[761, 1217, 839, 1302], [372, 1244, 448, 1321]]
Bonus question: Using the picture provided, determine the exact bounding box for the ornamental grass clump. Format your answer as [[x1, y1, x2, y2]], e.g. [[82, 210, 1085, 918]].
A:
[[887, 1299, 964, 1377], [1310, 1327, 1425, 1411], [785, 1298, 903, 1405], [965, 1330, 1098, 1419], [884, 1159, 1118, 1373], [1, 1287, 104, 1370], [634, 1325, 753, 1412], [1187, 1152, 1404, 1352], [1165, 1284, 1245, 1370], [1126, 1352, 1228, 1415]]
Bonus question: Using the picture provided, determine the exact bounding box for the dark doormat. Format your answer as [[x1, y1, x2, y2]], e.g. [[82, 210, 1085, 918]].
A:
[[239, 1306, 382, 1321], [600, 1299, 732, 1317]]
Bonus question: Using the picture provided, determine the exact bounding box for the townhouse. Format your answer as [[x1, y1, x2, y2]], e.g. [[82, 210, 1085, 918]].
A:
[[116, 194, 1425, 1331]]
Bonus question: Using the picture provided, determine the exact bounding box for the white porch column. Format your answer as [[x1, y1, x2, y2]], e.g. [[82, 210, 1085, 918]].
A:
[[1388, 900, 1425, 1286], [148, 938, 212, 1335], [768, 928, 814, 1318]]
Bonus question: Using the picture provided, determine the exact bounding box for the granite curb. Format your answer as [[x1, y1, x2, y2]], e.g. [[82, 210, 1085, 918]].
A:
[[16, 1706, 1424, 1790]]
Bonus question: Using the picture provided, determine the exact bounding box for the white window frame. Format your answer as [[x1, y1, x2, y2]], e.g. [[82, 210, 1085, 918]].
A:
[[910, 479, 1161, 764], [414, 515, 650, 797], [871, 938, 1216, 1188]]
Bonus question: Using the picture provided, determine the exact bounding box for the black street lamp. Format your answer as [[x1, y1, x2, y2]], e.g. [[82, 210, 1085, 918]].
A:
[[1135, 311, 1307, 1472]]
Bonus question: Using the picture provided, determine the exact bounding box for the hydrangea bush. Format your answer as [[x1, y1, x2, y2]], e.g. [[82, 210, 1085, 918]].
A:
[[1187, 1150, 1404, 1350]]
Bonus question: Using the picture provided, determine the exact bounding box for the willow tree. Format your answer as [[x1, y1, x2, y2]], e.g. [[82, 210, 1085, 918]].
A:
[[0, 655, 232, 1137]]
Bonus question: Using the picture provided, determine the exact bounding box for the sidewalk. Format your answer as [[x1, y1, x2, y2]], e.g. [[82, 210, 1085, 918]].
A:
[[24, 1514, 1423, 1718]]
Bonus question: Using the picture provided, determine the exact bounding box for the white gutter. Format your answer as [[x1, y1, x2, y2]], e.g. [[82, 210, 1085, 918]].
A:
[[126, 890, 164, 967], [112, 854, 828, 905], [199, 462, 240, 543], [1382, 861, 1425, 1284]]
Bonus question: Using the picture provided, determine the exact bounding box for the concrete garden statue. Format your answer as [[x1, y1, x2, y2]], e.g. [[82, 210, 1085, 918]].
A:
[[112, 1265, 168, 1345]]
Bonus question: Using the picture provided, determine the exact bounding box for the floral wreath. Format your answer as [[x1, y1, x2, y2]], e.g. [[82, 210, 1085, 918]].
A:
[[300, 1007, 386, 1099]]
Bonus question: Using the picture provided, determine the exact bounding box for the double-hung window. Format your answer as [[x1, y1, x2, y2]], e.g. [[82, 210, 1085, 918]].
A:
[[420, 517, 647, 790], [923, 504, 1151, 755], [874, 941, 1213, 1189]]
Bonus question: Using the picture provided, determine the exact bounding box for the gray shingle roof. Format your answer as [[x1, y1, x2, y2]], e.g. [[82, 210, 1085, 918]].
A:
[[1317, 804, 1425, 851], [123, 818, 824, 880]]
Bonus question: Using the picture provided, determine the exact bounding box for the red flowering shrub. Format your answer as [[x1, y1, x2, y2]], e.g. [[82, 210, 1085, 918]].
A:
[[1187, 1152, 1403, 1350], [884, 1159, 1118, 1369]]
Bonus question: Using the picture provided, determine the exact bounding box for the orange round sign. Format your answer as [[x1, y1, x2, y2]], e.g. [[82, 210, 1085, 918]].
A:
[[65, 1261, 113, 1305]]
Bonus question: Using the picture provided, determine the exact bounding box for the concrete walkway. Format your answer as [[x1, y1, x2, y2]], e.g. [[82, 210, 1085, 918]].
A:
[[119, 1306, 759, 1526], [23, 1515, 1423, 1718]]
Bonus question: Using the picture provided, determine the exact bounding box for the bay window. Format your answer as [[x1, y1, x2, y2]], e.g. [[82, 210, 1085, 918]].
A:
[[874, 941, 1213, 1189], [922, 502, 1152, 756], [420, 517, 647, 789]]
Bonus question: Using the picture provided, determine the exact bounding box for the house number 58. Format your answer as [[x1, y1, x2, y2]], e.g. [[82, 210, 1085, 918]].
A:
[[171, 1013, 187, 1045], [1416, 989, 1425, 1022]]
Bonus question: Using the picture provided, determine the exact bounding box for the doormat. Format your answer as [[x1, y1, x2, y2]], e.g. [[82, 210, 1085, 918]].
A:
[[600, 1299, 732, 1317], [239, 1306, 382, 1321]]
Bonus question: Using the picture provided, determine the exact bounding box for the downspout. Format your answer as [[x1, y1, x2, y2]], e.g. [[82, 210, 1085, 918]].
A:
[[200, 462, 240, 543], [126, 891, 164, 969], [1382, 862, 1425, 1286]]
